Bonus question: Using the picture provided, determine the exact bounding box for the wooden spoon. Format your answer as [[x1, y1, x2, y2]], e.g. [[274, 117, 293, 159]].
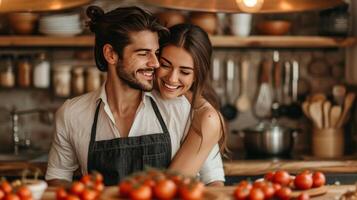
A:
[[309, 100, 323, 129], [322, 101, 331, 128], [337, 92, 356, 128], [302, 101, 311, 119], [332, 84, 346, 106], [236, 60, 251, 112], [330, 105, 342, 128]]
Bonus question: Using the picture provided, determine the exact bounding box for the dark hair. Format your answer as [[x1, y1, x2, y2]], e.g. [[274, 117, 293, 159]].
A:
[[86, 6, 168, 71], [160, 24, 228, 156]]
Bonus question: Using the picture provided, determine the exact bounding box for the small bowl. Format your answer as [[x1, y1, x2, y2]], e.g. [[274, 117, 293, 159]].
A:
[[256, 20, 291, 36], [23, 180, 48, 200], [8, 12, 39, 35]]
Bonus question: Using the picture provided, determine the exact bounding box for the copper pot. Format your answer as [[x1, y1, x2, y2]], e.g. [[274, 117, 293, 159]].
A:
[[189, 12, 217, 35]]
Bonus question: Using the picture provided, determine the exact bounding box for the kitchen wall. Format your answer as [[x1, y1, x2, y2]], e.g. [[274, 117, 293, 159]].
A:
[[0, 0, 353, 157]]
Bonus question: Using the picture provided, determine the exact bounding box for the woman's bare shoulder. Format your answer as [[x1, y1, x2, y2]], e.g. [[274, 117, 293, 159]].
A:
[[193, 101, 223, 137]]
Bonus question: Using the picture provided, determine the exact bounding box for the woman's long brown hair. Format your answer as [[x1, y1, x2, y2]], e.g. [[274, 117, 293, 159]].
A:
[[160, 23, 229, 157]]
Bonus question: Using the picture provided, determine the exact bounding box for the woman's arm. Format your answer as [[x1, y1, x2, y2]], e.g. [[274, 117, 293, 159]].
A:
[[169, 105, 222, 178]]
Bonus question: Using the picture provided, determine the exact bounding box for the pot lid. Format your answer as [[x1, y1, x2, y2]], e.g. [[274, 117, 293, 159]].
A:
[[0, 0, 92, 13], [142, 0, 345, 13]]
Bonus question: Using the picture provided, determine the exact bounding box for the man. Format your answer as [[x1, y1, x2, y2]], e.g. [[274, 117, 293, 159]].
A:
[[45, 5, 224, 186]]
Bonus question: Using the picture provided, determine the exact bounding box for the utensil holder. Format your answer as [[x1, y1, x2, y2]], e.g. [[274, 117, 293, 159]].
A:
[[312, 128, 344, 158]]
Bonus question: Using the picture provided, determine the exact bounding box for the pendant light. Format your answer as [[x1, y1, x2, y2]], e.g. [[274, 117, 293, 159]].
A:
[[142, 0, 345, 13]]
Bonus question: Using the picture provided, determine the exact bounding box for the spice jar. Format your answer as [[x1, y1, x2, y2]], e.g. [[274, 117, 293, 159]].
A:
[[86, 67, 101, 92], [33, 53, 50, 88], [17, 55, 32, 88], [0, 54, 15, 88], [53, 64, 71, 97], [71, 66, 85, 95]]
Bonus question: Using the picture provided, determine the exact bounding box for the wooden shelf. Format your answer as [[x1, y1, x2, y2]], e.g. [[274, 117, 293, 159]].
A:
[[0, 35, 355, 48], [210, 36, 356, 48]]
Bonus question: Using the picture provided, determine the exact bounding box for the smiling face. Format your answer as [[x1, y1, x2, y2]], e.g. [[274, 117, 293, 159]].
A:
[[117, 30, 160, 91], [156, 45, 195, 99]]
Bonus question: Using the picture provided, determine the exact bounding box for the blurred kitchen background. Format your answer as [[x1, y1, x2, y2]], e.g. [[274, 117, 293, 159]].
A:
[[0, 0, 356, 160]]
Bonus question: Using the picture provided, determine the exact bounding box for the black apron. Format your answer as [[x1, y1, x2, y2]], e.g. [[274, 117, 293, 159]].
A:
[[87, 97, 172, 185]]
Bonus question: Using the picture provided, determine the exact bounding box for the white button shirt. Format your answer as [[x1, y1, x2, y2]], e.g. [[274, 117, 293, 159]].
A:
[[46, 85, 225, 184]]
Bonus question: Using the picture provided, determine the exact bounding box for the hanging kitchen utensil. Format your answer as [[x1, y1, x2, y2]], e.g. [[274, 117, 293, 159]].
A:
[[271, 51, 283, 117], [287, 60, 303, 119], [254, 59, 273, 119], [236, 59, 251, 112], [220, 57, 238, 121]]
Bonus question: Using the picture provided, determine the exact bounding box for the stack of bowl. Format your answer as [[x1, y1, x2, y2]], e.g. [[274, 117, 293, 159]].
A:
[[39, 12, 82, 36]]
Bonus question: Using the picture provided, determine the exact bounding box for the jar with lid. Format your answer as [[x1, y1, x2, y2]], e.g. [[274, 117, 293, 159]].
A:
[[86, 67, 101, 92], [0, 54, 15, 88], [17, 55, 32, 88], [71, 66, 85, 95], [53, 64, 72, 97], [33, 53, 50, 88]]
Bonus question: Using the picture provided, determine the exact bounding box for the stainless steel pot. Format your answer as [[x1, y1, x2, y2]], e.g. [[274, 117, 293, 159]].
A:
[[239, 121, 298, 156]]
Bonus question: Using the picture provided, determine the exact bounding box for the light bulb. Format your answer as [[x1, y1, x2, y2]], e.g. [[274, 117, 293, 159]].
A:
[[236, 0, 264, 12]]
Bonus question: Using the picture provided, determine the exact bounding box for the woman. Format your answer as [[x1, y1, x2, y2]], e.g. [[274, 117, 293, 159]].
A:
[[156, 23, 228, 183]]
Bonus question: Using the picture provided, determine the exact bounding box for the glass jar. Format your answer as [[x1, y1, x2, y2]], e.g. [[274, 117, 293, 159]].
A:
[[17, 55, 32, 88], [0, 54, 15, 88], [53, 64, 71, 97], [33, 53, 50, 88], [71, 66, 85, 95], [86, 67, 101, 92]]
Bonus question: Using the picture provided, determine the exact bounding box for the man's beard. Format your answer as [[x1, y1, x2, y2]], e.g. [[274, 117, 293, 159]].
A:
[[116, 62, 154, 92]]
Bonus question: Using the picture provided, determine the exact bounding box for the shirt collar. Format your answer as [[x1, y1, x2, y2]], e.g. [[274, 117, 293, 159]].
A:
[[96, 83, 153, 108]]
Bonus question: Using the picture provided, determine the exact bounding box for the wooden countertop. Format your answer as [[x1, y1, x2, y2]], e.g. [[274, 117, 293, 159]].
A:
[[40, 185, 356, 200], [2, 160, 357, 177]]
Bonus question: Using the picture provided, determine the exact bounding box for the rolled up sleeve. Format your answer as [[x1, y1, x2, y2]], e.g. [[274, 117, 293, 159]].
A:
[[45, 101, 79, 182]]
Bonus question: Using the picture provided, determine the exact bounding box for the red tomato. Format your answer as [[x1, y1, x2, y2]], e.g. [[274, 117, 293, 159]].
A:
[[264, 171, 275, 182], [297, 193, 310, 200], [0, 181, 12, 194], [70, 181, 85, 196], [275, 187, 292, 200], [294, 173, 313, 190], [234, 186, 250, 200], [179, 183, 205, 200], [16, 186, 32, 199], [154, 179, 177, 199], [312, 172, 326, 188], [273, 183, 282, 192], [273, 170, 291, 186], [81, 188, 97, 200], [0, 190, 5, 200], [143, 178, 156, 189], [170, 175, 184, 186], [93, 172, 104, 184], [119, 180, 134, 197], [238, 180, 252, 191], [4, 193, 20, 200], [80, 174, 92, 186], [56, 187, 68, 200], [65, 194, 80, 200], [94, 182, 104, 193], [130, 185, 152, 200], [253, 181, 266, 189], [261, 184, 275, 199], [249, 188, 264, 200]]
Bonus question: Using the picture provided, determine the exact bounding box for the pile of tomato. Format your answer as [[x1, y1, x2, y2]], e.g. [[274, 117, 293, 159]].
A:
[[234, 170, 326, 200], [56, 172, 105, 200], [0, 180, 32, 200], [118, 169, 205, 200]]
